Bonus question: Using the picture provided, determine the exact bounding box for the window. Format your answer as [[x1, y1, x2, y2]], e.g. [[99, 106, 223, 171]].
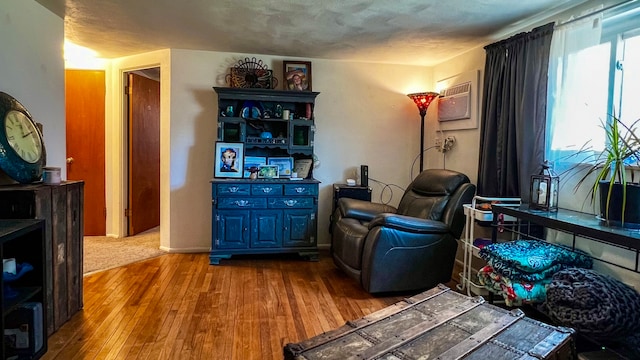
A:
[[547, 3, 640, 172], [619, 33, 640, 130]]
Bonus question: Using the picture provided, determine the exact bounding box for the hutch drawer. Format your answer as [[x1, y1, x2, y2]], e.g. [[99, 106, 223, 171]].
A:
[[215, 183, 251, 195], [268, 197, 314, 209], [217, 197, 267, 209], [284, 183, 317, 196], [251, 183, 283, 195]]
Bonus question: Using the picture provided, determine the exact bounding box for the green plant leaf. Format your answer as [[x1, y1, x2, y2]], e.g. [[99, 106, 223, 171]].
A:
[[571, 111, 640, 225]]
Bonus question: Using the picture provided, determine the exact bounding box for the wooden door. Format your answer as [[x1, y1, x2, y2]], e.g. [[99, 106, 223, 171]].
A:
[[65, 70, 106, 235], [127, 72, 160, 235]]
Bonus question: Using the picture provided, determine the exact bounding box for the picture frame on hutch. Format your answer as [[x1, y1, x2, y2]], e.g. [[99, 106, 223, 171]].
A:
[[268, 157, 294, 177], [243, 156, 267, 178], [283, 60, 312, 91], [214, 142, 244, 178], [258, 165, 279, 179], [293, 158, 313, 179]]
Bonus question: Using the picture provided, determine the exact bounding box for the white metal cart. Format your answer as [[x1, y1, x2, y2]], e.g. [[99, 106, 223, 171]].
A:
[[457, 196, 520, 296]]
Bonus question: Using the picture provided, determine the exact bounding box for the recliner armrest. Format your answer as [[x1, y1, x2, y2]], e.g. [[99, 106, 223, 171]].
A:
[[368, 213, 450, 234], [338, 198, 397, 222]]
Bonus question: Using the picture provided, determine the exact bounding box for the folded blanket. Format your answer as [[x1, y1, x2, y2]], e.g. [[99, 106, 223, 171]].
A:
[[545, 268, 640, 339], [477, 265, 550, 307], [479, 240, 592, 282]]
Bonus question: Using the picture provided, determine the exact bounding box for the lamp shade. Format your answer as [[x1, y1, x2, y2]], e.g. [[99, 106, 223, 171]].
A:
[[407, 92, 440, 115]]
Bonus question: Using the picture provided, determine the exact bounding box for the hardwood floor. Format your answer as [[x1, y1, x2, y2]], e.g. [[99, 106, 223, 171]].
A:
[[43, 251, 459, 360]]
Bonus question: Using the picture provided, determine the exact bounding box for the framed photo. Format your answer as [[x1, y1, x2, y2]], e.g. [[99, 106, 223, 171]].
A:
[[293, 159, 313, 179], [283, 61, 312, 91], [243, 156, 266, 178], [214, 142, 244, 178], [268, 157, 294, 177], [258, 165, 279, 179]]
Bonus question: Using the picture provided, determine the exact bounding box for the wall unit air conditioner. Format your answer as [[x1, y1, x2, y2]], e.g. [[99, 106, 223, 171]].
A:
[[438, 81, 471, 122]]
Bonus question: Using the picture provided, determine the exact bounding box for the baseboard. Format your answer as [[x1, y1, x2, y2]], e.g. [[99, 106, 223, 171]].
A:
[[159, 244, 330, 253], [159, 246, 210, 253]]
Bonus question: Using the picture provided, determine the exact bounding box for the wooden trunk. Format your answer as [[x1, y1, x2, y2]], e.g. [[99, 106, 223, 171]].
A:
[[284, 285, 575, 360]]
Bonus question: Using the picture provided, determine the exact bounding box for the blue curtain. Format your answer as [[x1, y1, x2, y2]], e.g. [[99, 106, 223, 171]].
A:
[[477, 23, 554, 202]]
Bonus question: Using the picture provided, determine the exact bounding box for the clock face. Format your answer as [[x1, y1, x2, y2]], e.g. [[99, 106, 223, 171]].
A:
[[0, 91, 46, 184], [4, 110, 43, 163]]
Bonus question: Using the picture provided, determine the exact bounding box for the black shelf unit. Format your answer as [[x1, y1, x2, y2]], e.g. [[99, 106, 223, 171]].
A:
[[1, 219, 47, 359]]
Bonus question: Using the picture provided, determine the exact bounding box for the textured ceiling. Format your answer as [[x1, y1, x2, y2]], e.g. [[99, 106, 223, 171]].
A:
[[36, 0, 589, 66]]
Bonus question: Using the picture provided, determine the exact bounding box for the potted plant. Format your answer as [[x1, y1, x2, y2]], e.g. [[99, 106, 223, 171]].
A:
[[575, 113, 640, 227]]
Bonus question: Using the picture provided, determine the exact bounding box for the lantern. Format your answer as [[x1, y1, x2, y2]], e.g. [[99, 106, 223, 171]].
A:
[[529, 161, 559, 212]]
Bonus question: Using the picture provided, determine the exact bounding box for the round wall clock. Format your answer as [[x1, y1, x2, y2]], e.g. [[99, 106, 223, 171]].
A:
[[0, 92, 46, 183]]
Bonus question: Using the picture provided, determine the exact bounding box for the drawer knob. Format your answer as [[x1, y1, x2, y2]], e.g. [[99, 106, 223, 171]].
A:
[[294, 187, 305, 193], [235, 200, 249, 207], [262, 187, 273, 193], [284, 200, 298, 207], [228, 186, 239, 193]]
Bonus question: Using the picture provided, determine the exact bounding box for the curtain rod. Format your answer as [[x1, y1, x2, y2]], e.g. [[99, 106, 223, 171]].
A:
[[556, 0, 636, 27]]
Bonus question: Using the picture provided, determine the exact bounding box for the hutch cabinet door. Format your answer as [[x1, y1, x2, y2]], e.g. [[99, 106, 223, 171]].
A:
[[251, 210, 283, 248], [289, 120, 314, 152], [283, 209, 316, 247], [215, 210, 250, 249]]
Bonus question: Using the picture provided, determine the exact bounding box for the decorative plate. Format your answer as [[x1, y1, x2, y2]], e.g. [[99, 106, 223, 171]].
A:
[[226, 57, 278, 89]]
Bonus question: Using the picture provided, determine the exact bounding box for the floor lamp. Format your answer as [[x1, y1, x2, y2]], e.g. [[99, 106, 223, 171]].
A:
[[407, 92, 440, 172]]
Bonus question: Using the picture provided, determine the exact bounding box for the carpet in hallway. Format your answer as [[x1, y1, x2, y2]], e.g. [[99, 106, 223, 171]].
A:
[[83, 226, 165, 274]]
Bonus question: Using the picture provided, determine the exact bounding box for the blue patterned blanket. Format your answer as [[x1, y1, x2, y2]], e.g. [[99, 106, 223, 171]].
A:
[[478, 265, 549, 306], [478, 240, 592, 282]]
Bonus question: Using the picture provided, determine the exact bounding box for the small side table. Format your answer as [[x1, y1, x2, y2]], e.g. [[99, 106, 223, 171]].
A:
[[333, 183, 372, 212], [330, 184, 372, 233]]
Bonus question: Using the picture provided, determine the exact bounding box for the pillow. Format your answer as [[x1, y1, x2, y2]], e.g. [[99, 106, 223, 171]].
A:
[[545, 268, 640, 339]]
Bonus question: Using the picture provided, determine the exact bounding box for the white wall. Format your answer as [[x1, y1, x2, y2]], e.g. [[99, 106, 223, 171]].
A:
[[313, 59, 432, 243], [427, 47, 486, 182], [0, 1, 65, 177]]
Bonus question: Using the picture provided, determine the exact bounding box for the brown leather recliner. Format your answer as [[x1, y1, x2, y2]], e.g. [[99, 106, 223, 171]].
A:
[[331, 169, 476, 293]]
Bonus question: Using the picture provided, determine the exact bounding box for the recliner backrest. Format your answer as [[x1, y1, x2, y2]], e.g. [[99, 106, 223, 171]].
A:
[[397, 169, 471, 222]]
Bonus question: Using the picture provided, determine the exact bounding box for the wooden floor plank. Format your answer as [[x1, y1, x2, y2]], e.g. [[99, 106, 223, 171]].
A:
[[42, 251, 459, 360]]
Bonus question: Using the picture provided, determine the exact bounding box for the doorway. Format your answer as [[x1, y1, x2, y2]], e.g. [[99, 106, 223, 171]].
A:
[[125, 68, 161, 236]]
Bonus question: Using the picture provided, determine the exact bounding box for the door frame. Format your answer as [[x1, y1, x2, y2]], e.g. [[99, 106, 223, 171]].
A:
[[105, 51, 169, 248]]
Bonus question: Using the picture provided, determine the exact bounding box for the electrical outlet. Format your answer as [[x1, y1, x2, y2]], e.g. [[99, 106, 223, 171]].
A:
[[435, 136, 456, 152], [434, 136, 456, 153], [442, 136, 456, 153]]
